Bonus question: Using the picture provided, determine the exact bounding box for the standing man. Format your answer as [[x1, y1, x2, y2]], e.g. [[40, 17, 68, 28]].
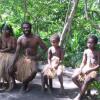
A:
[[9, 22, 47, 91]]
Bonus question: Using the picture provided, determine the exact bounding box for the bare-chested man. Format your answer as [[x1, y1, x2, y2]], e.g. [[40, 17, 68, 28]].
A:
[[72, 35, 100, 100], [9, 22, 47, 92]]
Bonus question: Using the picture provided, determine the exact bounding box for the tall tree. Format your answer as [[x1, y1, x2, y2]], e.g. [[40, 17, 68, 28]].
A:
[[59, 0, 79, 46]]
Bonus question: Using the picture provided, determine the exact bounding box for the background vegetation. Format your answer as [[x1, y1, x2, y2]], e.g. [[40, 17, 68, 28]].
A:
[[0, 0, 100, 67]]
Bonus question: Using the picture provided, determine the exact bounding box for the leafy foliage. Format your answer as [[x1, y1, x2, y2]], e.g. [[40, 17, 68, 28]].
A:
[[0, 0, 100, 67]]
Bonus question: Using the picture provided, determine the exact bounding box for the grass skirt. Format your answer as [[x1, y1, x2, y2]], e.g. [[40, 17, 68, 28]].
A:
[[16, 56, 37, 82], [78, 71, 97, 82], [0, 53, 37, 83], [0, 52, 15, 82], [42, 56, 64, 78]]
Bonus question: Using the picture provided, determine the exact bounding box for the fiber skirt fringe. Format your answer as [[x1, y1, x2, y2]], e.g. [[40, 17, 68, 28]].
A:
[[16, 56, 37, 82], [0, 52, 15, 82], [0, 53, 37, 82]]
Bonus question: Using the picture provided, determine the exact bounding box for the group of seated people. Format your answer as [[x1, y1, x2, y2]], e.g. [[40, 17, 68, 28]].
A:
[[0, 22, 99, 100]]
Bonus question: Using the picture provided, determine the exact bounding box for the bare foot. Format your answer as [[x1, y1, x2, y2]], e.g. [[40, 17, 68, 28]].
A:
[[5, 82, 15, 92]]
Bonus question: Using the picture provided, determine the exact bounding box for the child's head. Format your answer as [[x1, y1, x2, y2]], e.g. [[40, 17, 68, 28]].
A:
[[87, 35, 98, 49], [50, 34, 60, 47]]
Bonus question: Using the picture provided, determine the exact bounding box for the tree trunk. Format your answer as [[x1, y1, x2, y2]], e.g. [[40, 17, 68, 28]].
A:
[[59, 0, 79, 46], [64, 0, 71, 23], [84, 0, 89, 20]]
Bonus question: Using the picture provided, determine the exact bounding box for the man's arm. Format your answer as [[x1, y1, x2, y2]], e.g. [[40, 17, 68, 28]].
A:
[[38, 36, 48, 52], [36, 36, 48, 60]]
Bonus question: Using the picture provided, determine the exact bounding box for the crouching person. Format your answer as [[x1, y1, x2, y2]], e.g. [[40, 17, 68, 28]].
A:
[[8, 22, 47, 92], [41, 34, 64, 94]]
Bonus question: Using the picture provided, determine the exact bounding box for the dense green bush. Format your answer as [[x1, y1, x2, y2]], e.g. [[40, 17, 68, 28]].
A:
[[0, 0, 100, 67]]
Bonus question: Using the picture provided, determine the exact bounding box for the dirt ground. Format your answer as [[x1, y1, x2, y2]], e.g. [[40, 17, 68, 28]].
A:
[[0, 68, 99, 100], [0, 71, 78, 100]]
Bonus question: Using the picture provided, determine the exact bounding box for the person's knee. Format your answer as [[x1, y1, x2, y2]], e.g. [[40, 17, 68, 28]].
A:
[[26, 71, 37, 81], [23, 72, 37, 84]]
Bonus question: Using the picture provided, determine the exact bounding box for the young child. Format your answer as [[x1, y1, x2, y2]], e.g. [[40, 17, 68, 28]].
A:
[[72, 35, 100, 100], [41, 34, 64, 93]]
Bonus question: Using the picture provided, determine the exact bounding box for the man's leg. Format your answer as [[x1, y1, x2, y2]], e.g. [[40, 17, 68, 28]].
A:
[[7, 70, 16, 91], [22, 72, 37, 91], [41, 73, 49, 91], [41, 73, 45, 91]]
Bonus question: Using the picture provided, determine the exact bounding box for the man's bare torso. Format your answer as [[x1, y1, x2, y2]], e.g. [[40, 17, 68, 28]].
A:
[[19, 35, 40, 56]]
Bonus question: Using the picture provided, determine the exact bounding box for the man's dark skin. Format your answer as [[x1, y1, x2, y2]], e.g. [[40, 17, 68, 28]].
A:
[[9, 22, 47, 91]]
